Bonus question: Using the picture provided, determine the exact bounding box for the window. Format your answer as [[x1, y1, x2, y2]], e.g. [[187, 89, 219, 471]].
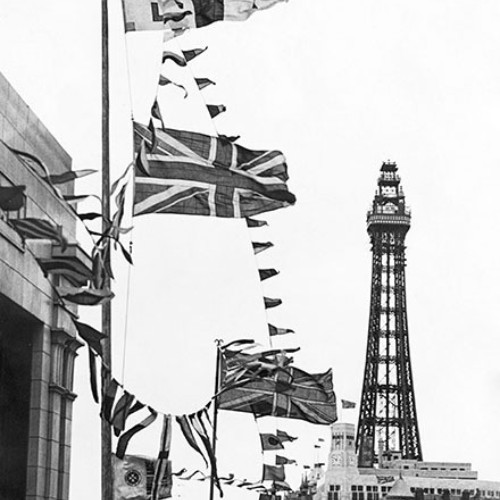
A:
[[0, 172, 26, 221], [367, 485, 379, 500], [352, 485, 364, 500], [329, 485, 341, 500]]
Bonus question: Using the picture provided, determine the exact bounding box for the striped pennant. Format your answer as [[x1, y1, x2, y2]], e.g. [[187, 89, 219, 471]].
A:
[[38, 257, 93, 287], [195, 78, 215, 91], [252, 241, 273, 254], [159, 75, 187, 97], [259, 268, 278, 281], [111, 391, 136, 437], [268, 324, 294, 336], [161, 50, 186, 66], [276, 429, 297, 442], [57, 285, 114, 306], [88, 347, 100, 403], [101, 378, 119, 421], [116, 407, 158, 459], [9, 218, 67, 250], [264, 297, 282, 309], [175, 414, 209, 468], [207, 104, 226, 118], [182, 47, 207, 61], [47, 169, 97, 185]]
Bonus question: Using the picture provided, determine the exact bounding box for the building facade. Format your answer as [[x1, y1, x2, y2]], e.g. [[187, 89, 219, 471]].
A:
[[0, 72, 91, 499]]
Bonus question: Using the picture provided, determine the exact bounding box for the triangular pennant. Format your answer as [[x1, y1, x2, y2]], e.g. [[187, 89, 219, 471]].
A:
[[151, 99, 166, 129], [57, 286, 114, 306], [246, 217, 268, 228], [159, 75, 187, 98], [115, 407, 158, 459], [252, 241, 273, 254], [264, 297, 282, 309], [182, 47, 207, 62], [207, 104, 226, 118], [195, 78, 215, 91], [268, 324, 294, 336], [148, 119, 159, 154], [9, 218, 67, 250], [259, 268, 279, 281], [161, 50, 186, 66]]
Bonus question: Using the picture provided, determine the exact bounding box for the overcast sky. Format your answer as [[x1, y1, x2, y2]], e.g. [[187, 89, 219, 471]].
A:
[[1, 1, 500, 499]]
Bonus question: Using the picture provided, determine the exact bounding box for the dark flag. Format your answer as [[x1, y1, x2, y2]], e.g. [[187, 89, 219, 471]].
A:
[[259, 268, 278, 281], [260, 433, 284, 451], [218, 365, 337, 425], [132, 122, 295, 218], [262, 464, 285, 482], [0, 185, 25, 211], [264, 297, 282, 309], [151, 99, 166, 129], [159, 75, 187, 97], [207, 104, 226, 118], [246, 217, 268, 228], [74, 321, 106, 356]]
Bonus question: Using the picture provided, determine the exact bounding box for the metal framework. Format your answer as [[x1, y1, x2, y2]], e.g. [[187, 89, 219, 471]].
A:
[[356, 162, 422, 468]]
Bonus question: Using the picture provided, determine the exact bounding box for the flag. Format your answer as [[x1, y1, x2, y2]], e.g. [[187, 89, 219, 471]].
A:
[[276, 455, 296, 465], [264, 297, 282, 309], [74, 321, 106, 356], [37, 257, 94, 286], [57, 285, 114, 306], [159, 75, 187, 97], [195, 78, 215, 90], [133, 122, 295, 218], [161, 50, 187, 66], [218, 365, 337, 425], [376, 476, 395, 484], [116, 408, 158, 459], [252, 241, 273, 254], [262, 464, 285, 482], [341, 399, 356, 409], [182, 47, 207, 61], [113, 454, 172, 499], [268, 324, 294, 336], [207, 104, 226, 118], [259, 269, 279, 281], [273, 480, 292, 491], [47, 169, 97, 185], [151, 99, 165, 128], [276, 429, 297, 442], [0, 185, 25, 211], [260, 433, 284, 451], [9, 218, 67, 249], [246, 217, 268, 227]]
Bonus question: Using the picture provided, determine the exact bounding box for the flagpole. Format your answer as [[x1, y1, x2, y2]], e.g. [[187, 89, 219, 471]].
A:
[[101, 0, 113, 499], [210, 339, 223, 500]]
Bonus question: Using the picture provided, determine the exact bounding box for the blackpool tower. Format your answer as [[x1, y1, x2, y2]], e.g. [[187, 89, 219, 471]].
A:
[[356, 161, 422, 468]]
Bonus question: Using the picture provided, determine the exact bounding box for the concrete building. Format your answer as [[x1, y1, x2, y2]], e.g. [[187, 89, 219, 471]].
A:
[[314, 423, 500, 500], [0, 71, 92, 499]]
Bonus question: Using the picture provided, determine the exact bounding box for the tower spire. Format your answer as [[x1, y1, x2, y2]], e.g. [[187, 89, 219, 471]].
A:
[[356, 161, 422, 468]]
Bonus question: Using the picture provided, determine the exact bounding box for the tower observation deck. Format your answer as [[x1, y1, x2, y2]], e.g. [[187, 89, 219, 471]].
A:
[[356, 161, 422, 468]]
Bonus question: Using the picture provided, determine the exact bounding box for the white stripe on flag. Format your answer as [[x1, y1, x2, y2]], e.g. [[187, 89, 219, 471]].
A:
[[243, 152, 286, 175], [147, 153, 213, 168], [233, 189, 241, 218], [230, 144, 238, 169], [208, 185, 217, 216], [208, 137, 217, 164]]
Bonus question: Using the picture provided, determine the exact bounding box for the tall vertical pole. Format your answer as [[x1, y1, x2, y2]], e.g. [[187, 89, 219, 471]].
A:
[[209, 340, 223, 500], [101, 0, 112, 499]]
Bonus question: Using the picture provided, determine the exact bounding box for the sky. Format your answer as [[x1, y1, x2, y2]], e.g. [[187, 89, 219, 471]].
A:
[[1, 0, 500, 498]]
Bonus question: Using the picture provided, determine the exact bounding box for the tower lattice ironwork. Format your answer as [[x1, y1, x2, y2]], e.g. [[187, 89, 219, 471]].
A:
[[356, 161, 422, 468]]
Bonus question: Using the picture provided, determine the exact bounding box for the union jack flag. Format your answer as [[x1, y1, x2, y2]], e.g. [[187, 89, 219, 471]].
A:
[[132, 122, 295, 218], [218, 364, 337, 425]]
